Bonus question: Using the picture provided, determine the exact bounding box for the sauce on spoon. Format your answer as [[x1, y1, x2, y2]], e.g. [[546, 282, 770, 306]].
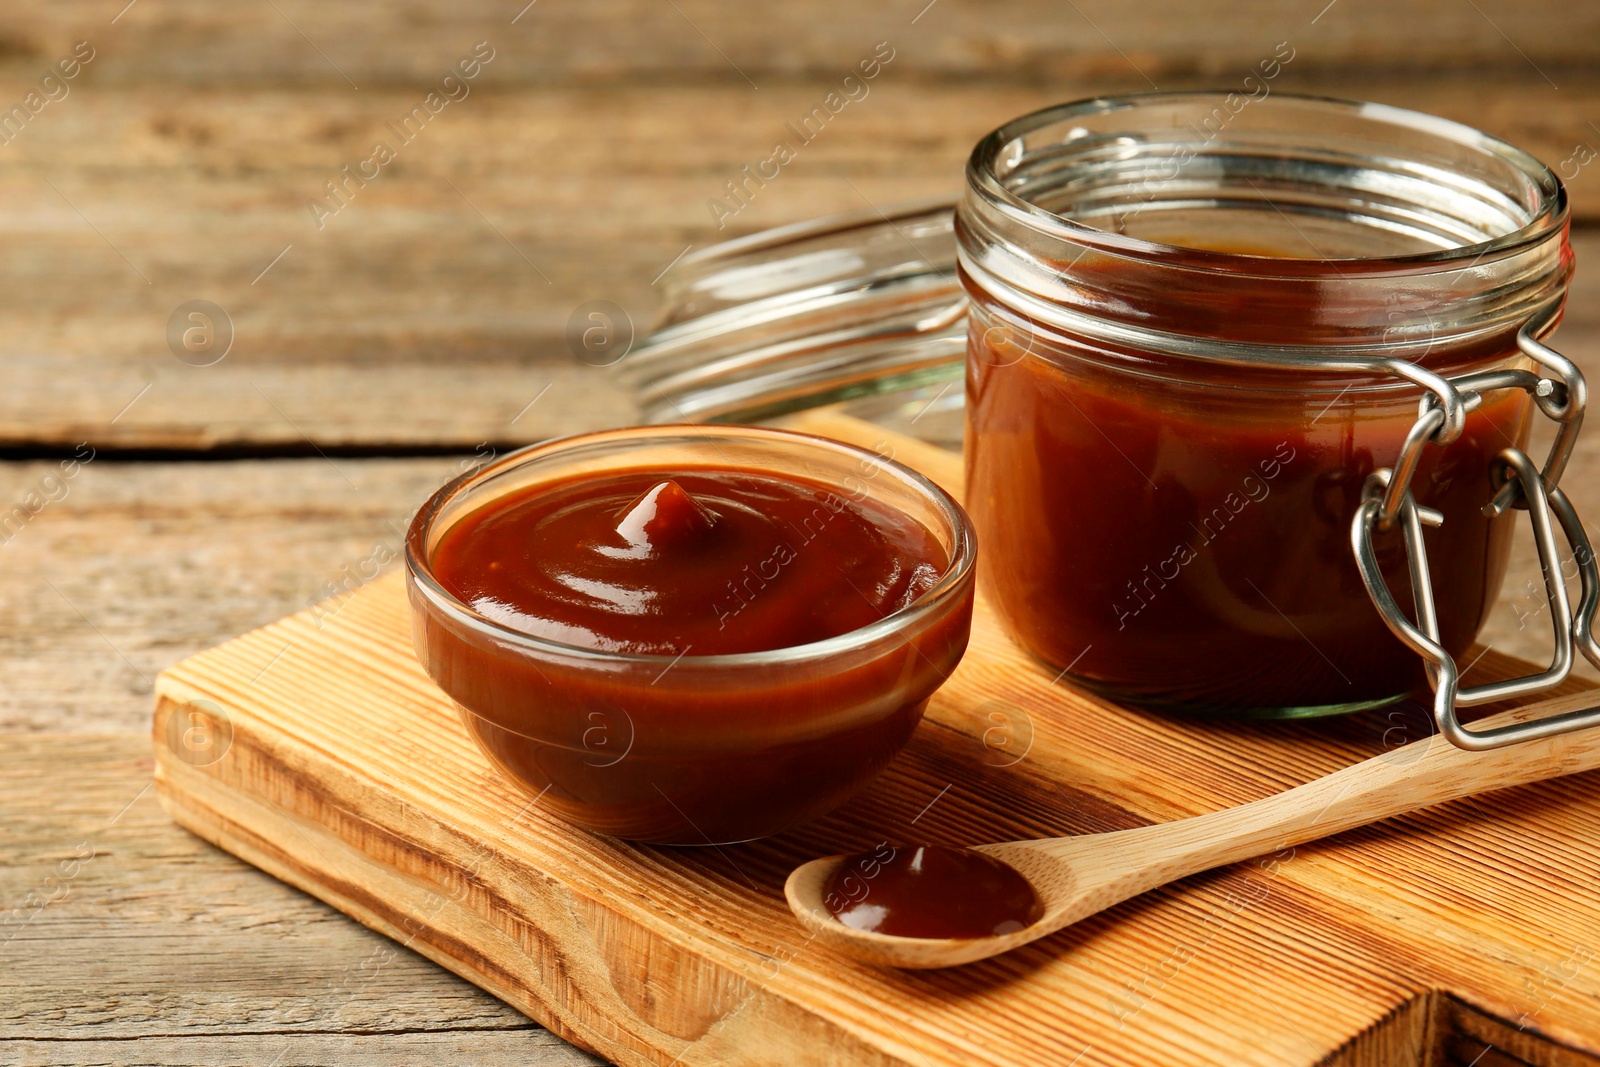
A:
[[823, 844, 1043, 939]]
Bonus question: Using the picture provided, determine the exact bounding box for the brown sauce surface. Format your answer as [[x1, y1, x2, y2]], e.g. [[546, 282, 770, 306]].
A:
[[432, 468, 947, 656], [824, 844, 1044, 940]]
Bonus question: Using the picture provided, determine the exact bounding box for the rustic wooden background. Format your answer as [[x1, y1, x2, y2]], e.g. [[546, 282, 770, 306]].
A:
[[2, 0, 1598, 1063]]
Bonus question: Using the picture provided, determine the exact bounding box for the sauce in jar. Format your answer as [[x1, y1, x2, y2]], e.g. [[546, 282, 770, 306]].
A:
[[957, 93, 1570, 714], [966, 292, 1533, 712], [824, 844, 1043, 939]]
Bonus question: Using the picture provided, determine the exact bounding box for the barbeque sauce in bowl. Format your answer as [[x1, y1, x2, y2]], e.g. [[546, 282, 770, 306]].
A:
[[430, 469, 946, 656], [406, 427, 977, 844]]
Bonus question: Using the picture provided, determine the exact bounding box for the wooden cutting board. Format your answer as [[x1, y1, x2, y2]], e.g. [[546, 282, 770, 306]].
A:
[[152, 410, 1600, 1067]]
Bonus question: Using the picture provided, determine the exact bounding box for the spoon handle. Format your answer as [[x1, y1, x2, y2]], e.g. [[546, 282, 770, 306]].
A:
[[1026, 689, 1600, 914]]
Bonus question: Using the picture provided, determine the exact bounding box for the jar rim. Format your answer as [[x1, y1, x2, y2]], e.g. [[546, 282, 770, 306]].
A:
[[966, 91, 1569, 275]]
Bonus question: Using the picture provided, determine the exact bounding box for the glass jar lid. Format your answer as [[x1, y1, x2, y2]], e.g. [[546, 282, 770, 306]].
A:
[[618, 197, 967, 432]]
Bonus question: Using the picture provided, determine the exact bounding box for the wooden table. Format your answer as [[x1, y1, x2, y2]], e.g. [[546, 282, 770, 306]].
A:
[[2, 1, 1598, 1063]]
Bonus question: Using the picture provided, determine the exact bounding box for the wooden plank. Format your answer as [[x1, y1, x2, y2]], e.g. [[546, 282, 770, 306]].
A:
[[148, 414, 1600, 1067], [0, 456, 466, 734], [0, 0, 1593, 86], [1, 1033, 599, 1067], [0, 81, 1595, 450], [0, 732, 601, 1065]]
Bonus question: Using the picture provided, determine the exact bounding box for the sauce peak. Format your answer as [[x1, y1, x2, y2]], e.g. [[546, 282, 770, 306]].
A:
[[613, 479, 720, 555]]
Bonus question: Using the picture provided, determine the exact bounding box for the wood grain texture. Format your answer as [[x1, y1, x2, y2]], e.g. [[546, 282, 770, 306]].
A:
[[786, 689, 1600, 969], [0, 732, 601, 1066], [0, 456, 468, 734], [0, 0, 1596, 86], [0, 75, 1595, 449], [2, 1033, 598, 1067], [148, 414, 1600, 1067]]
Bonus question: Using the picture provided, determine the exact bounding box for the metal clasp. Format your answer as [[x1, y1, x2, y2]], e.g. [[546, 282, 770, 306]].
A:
[[1351, 309, 1600, 750]]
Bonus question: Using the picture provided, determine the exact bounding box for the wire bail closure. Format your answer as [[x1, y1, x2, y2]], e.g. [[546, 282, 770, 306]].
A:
[[1352, 307, 1600, 750]]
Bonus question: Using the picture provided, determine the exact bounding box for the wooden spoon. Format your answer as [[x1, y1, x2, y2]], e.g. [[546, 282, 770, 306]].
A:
[[786, 690, 1600, 969]]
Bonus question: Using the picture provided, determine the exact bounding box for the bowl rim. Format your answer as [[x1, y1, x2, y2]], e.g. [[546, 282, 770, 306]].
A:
[[404, 423, 977, 668]]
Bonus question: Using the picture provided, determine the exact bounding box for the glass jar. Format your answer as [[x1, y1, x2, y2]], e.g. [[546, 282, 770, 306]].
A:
[[619, 198, 968, 449], [958, 93, 1573, 716]]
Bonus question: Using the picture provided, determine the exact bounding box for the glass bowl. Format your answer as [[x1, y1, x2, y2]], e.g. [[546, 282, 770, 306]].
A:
[[404, 425, 977, 844]]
